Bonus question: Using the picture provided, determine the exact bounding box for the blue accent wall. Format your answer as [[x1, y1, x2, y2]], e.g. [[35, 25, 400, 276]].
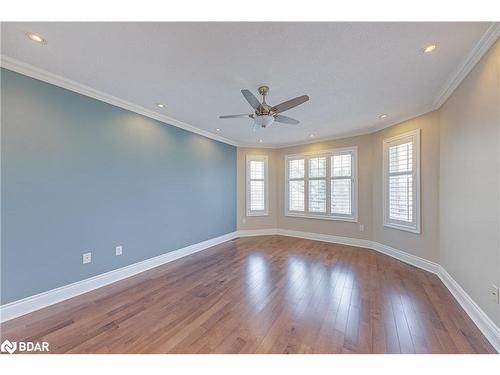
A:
[[1, 68, 236, 304]]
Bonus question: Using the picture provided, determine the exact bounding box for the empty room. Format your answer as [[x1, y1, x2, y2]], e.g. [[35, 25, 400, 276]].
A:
[[0, 2, 499, 370]]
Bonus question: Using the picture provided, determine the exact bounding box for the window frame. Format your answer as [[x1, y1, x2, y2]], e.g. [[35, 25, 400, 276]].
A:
[[284, 147, 358, 222], [382, 129, 421, 234], [246, 154, 269, 217]]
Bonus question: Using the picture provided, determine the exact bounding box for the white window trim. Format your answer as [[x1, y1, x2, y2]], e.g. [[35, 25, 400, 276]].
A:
[[284, 147, 358, 222], [382, 129, 421, 234], [246, 155, 269, 217]]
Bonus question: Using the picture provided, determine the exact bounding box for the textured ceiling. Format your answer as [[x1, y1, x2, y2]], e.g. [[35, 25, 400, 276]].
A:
[[0, 22, 494, 146]]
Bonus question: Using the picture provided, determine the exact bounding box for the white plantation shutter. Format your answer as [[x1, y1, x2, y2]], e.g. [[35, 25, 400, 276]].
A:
[[289, 180, 305, 211], [331, 153, 353, 215], [308, 157, 327, 213], [389, 142, 413, 221], [288, 158, 305, 212], [383, 129, 420, 233], [246, 155, 268, 216], [286, 148, 357, 221], [250, 180, 265, 211], [309, 180, 326, 212]]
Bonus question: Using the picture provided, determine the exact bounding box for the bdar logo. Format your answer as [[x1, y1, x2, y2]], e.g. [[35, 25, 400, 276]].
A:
[[1, 339, 49, 353], [1, 340, 17, 354]]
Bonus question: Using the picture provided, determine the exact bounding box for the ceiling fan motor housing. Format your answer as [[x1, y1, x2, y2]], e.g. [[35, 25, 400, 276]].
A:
[[254, 114, 275, 128], [256, 85, 271, 115]]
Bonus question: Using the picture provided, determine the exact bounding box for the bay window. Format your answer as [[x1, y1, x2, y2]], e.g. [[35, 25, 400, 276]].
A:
[[285, 147, 357, 221]]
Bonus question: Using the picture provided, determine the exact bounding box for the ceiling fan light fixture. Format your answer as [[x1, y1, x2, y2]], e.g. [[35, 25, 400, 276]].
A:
[[253, 115, 275, 128]]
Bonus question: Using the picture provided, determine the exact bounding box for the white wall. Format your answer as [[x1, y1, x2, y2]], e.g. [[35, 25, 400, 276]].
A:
[[372, 111, 440, 262], [237, 39, 500, 330], [439, 39, 500, 326], [237, 113, 440, 263]]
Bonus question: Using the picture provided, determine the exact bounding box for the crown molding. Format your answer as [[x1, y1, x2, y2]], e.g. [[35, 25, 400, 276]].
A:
[[246, 22, 500, 149], [0, 55, 239, 147], [240, 105, 436, 149], [2, 21, 498, 150], [433, 22, 500, 108]]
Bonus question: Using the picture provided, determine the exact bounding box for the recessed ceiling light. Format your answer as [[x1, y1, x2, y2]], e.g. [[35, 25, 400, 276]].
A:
[[156, 103, 165, 108], [424, 44, 437, 54], [215, 128, 221, 132], [379, 114, 388, 119], [26, 32, 47, 44]]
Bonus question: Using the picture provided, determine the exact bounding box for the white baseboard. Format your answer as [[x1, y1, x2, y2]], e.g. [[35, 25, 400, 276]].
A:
[[239, 228, 438, 272], [370, 241, 440, 274], [2, 228, 498, 352], [276, 228, 372, 249], [437, 266, 500, 352], [236, 228, 498, 352], [0, 231, 238, 323]]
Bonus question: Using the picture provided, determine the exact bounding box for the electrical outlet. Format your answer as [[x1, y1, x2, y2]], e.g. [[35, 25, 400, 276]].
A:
[[242, 217, 246, 224], [115, 245, 123, 256], [359, 224, 364, 232], [492, 285, 499, 304], [82, 252, 92, 264]]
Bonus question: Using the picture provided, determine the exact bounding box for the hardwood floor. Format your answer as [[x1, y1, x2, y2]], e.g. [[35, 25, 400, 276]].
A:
[[0, 235, 496, 354]]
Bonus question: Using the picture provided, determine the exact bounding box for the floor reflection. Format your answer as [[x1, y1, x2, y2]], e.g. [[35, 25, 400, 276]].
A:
[[285, 256, 357, 322], [244, 250, 363, 329], [286, 256, 309, 310], [245, 253, 272, 314]]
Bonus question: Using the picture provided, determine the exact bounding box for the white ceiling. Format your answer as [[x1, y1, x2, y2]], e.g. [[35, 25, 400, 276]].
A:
[[0, 22, 495, 147]]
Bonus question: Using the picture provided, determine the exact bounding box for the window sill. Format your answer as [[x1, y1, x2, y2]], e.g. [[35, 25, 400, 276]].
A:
[[247, 212, 269, 217], [285, 212, 357, 223], [383, 222, 420, 234]]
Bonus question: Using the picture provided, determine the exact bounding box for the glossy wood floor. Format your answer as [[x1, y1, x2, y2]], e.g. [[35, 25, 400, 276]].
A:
[[1, 235, 496, 354]]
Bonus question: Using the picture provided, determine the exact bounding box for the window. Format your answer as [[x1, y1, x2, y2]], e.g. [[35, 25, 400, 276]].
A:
[[285, 147, 357, 221], [309, 157, 326, 213], [246, 155, 269, 216], [288, 158, 305, 212], [331, 153, 353, 216], [383, 129, 420, 233]]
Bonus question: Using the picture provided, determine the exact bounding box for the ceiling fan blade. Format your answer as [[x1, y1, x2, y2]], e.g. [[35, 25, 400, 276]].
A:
[[274, 114, 300, 125], [219, 114, 252, 119], [271, 95, 309, 114], [241, 89, 262, 110]]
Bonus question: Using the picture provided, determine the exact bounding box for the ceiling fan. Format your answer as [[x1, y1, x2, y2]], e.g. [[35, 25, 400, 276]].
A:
[[219, 86, 309, 129]]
